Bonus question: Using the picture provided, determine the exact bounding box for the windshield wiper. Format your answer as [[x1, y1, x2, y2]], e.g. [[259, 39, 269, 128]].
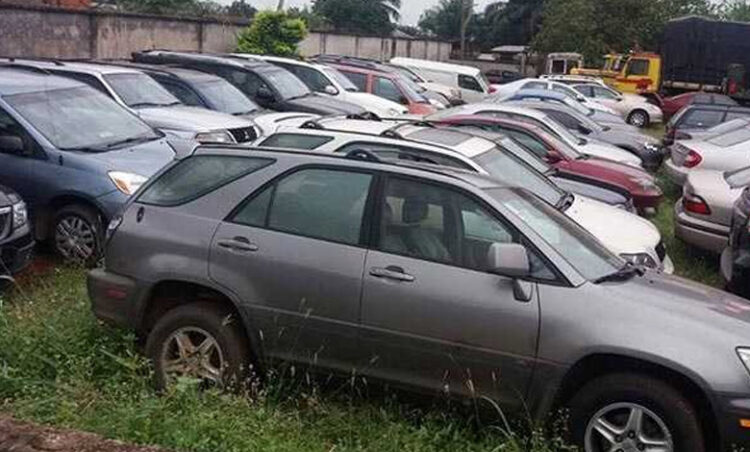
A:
[[60, 145, 107, 153], [130, 101, 180, 108], [555, 192, 575, 211], [102, 134, 158, 150], [594, 262, 645, 284]]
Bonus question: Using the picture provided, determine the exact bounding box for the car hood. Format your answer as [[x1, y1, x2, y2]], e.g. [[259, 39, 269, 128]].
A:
[[285, 94, 366, 115], [685, 170, 743, 226], [597, 127, 659, 147], [577, 138, 642, 166], [245, 111, 320, 136], [419, 82, 456, 99], [566, 195, 661, 255], [136, 105, 253, 133], [562, 156, 657, 193], [82, 138, 176, 177], [342, 92, 407, 116]]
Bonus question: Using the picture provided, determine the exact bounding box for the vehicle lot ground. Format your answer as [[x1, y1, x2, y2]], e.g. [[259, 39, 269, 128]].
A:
[[0, 127, 721, 451]]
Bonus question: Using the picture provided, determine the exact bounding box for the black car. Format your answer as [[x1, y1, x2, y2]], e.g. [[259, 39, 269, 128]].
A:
[[131, 51, 366, 116], [484, 69, 523, 85], [664, 104, 750, 146], [0, 184, 33, 284], [724, 185, 750, 298]]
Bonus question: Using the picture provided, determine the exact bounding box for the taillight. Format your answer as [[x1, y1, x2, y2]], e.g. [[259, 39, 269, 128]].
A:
[[683, 150, 703, 168], [683, 194, 711, 215], [489, 86, 497, 94]]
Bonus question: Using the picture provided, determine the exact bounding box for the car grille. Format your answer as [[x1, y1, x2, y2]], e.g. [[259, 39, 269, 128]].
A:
[[655, 240, 667, 262], [228, 126, 258, 144], [0, 207, 11, 241]]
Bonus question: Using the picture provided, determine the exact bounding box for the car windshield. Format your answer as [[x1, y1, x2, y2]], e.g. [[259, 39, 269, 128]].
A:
[[391, 65, 425, 83], [6, 86, 159, 151], [488, 187, 623, 280], [542, 113, 589, 145], [473, 147, 565, 206], [725, 166, 750, 188], [705, 118, 750, 137], [104, 73, 180, 108], [398, 76, 429, 102], [193, 79, 259, 115], [564, 97, 595, 116], [322, 67, 359, 92], [262, 68, 311, 100], [498, 136, 552, 173]]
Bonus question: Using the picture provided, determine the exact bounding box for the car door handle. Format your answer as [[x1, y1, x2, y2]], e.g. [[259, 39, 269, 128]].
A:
[[217, 237, 259, 252], [369, 266, 415, 282]]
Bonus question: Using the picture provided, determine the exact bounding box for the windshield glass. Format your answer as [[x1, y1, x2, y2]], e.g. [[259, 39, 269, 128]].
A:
[[104, 73, 180, 108], [397, 76, 429, 102], [473, 147, 565, 206], [322, 67, 358, 92], [725, 166, 750, 188], [262, 68, 311, 100], [499, 137, 552, 173], [488, 187, 622, 280], [543, 114, 589, 145], [194, 79, 259, 115], [705, 118, 750, 137], [391, 65, 425, 83], [708, 127, 750, 147], [564, 97, 595, 116], [6, 86, 158, 150]]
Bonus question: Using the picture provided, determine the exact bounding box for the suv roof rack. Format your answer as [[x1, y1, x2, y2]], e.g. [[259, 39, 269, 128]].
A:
[[344, 149, 381, 162], [0, 56, 66, 66], [0, 62, 53, 75], [310, 54, 391, 72]]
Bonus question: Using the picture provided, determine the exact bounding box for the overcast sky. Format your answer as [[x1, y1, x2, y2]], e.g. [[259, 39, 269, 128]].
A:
[[216, 0, 499, 25]]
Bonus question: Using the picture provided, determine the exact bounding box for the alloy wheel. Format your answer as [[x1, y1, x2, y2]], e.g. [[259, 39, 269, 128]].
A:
[[160, 327, 225, 385], [629, 111, 648, 127], [585, 402, 673, 452], [54, 215, 97, 263]]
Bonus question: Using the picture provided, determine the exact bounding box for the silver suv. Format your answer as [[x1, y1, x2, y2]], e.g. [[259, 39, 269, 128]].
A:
[[90, 146, 750, 451]]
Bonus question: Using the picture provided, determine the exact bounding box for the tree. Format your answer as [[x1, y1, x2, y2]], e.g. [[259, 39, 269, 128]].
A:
[[225, 0, 257, 19], [722, 0, 750, 21], [311, 0, 401, 35], [236, 10, 308, 57], [418, 0, 465, 41], [531, 0, 603, 62], [288, 6, 331, 30]]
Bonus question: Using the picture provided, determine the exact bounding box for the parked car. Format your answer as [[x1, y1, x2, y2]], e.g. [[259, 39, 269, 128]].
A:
[[390, 57, 495, 102], [101, 61, 319, 136], [436, 115, 664, 212], [131, 51, 366, 116], [491, 78, 619, 116], [664, 104, 750, 146], [572, 83, 663, 127], [0, 184, 33, 284], [90, 146, 750, 451], [2, 58, 258, 144], [660, 92, 737, 120], [499, 89, 625, 124], [484, 69, 523, 85], [666, 125, 750, 185], [0, 66, 178, 262], [231, 54, 409, 118], [675, 117, 750, 144], [258, 118, 671, 271], [723, 183, 750, 297], [675, 169, 747, 253], [428, 103, 644, 167]]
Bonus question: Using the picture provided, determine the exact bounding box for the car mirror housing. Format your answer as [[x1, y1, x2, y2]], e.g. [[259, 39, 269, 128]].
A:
[[324, 85, 339, 96], [0, 135, 25, 154], [487, 243, 530, 278]]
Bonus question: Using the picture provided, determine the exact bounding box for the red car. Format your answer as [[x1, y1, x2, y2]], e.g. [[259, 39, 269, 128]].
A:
[[321, 63, 438, 116], [659, 92, 736, 120], [436, 115, 663, 209]]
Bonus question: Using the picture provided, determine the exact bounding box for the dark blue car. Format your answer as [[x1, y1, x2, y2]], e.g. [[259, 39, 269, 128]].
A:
[[0, 66, 178, 263]]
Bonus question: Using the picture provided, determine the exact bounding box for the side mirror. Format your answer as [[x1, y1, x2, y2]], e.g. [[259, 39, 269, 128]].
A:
[[324, 85, 339, 96], [577, 124, 592, 135], [576, 95, 586, 103], [256, 86, 275, 104], [0, 135, 24, 154], [546, 150, 563, 163], [486, 243, 530, 278], [399, 96, 410, 106]]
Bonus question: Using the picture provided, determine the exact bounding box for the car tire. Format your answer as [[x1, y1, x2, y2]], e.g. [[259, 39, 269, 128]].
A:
[[627, 109, 650, 128], [568, 373, 705, 452], [145, 302, 254, 391], [53, 204, 103, 266]]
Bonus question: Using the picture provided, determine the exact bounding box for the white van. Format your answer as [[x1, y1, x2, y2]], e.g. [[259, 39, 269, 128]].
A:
[[390, 57, 492, 103]]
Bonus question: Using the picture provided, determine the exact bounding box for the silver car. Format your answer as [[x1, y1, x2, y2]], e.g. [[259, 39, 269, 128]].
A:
[[90, 145, 750, 451], [666, 125, 750, 186]]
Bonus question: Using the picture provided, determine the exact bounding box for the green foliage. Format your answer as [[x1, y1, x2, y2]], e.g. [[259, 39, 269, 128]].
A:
[[723, 0, 750, 21], [115, 0, 256, 18], [418, 0, 468, 42], [236, 10, 308, 58], [311, 0, 401, 36], [287, 6, 331, 31]]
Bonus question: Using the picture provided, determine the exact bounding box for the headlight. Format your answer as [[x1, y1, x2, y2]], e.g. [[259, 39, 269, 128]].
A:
[[108, 171, 148, 196], [620, 252, 658, 268], [194, 130, 236, 144], [737, 348, 750, 376], [629, 176, 657, 191], [11, 201, 27, 229]]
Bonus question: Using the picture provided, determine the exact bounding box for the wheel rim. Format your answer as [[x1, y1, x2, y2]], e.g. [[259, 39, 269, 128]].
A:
[[160, 327, 225, 386], [630, 112, 647, 127], [585, 402, 673, 452], [54, 215, 97, 262]]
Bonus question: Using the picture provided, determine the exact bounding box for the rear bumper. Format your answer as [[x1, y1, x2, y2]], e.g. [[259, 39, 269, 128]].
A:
[[0, 230, 34, 276], [664, 158, 689, 185], [632, 190, 663, 210], [87, 268, 141, 330], [674, 201, 729, 253]]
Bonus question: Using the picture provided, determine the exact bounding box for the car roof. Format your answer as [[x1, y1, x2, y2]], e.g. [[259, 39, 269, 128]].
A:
[[512, 88, 568, 101], [237, 54, 329, 71], [133, 50, 276, 71], [390, 57, 481, 76], [683, 104, 750, 113], [0, 66, 84, 95], [98, 61, 221, 82], [0, 58, 142, 76], [431, 102, 546, 120]]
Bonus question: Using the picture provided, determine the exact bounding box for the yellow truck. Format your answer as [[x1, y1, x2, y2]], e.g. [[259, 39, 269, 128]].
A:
[[572, 53, 662, 95]]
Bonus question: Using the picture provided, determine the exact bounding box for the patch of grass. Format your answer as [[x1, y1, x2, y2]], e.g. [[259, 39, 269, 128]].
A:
[[0, 267, 571, 451]]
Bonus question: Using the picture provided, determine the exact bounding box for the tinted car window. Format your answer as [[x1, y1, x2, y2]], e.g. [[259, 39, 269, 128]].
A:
[[725, 110, 750, 122], [260, 133, 334, 150], [341, 71, 368, 91], [374, 77, 406, 104], [261, 68, 311, 100], [139, 156, 272, 206], [285, 65, 331, 93], [458, 75, 483, 92], [217, 68, 272, 99], [542, 109, 581, 129], [337, 142, 471, 169], [680, 109, 725, 129], [504, 130, 549, 158], [193, 79, 259, 115], [592, 86, 618, 99], [626, 59, 649, 76], [104, 73, 180, 108], [159, 80, 205, 107], [234, 168, 372, 245], [523, 81, 547, 90], [574, 85, 594, 97], [53, 71, 109, 94]]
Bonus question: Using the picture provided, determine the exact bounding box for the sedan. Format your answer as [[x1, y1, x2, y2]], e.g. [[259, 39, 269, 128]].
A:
[[660, 92, 736, 120], [666, 125, 750, 185], [572, 83, 663, 127]]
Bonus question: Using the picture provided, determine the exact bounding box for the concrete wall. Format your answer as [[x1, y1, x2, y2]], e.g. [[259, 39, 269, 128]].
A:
[[0, 3, 452, 63]]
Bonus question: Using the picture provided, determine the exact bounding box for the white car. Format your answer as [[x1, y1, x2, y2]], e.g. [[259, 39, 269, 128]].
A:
[[428, 103, 644, 167], [233, 54, 409, 118], [666, 125, 750, 185], [573, 83, 664, 128], [390, 57, 493, 103], [491, 78, 618, 116], [256, 119, 672, 272]]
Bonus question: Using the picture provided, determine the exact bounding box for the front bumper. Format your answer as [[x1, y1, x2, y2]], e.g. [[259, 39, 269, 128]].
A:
[[0, 230, 34, 277], [717, 394, 750, 449], [664, 158, 689, 185], [674, 200, 730, 253]]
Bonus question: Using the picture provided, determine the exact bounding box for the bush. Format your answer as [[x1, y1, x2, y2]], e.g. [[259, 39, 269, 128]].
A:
[[236, 10, 308, 58]]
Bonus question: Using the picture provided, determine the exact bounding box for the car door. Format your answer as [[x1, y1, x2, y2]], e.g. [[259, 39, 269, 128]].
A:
[[358, 175, 540, 409], [209, 166, 376, 372], [0, 106, 42, 208]]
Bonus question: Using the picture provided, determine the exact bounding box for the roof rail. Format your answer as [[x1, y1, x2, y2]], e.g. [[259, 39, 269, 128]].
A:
[[0, 56, 65, 66], [0, 62, 53, 75], [345, 149, 381, 162], [310, 54, 388, 72], [345, 112, 382, 121], [380, 120, 435, 139]]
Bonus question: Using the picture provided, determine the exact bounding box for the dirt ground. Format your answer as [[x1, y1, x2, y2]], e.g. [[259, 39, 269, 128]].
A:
[[0, 416, 169, 452]]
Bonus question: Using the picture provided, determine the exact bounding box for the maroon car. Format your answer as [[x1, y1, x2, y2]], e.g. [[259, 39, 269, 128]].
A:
[[436, 115, 663, 209], [659, 92, 736, 120]]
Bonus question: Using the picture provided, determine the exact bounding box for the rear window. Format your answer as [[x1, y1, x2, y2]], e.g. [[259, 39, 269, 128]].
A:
[[139, 155, 273, 206], [681, 109, 725, 129], [725, 166, 750, 188], [260, 133, 333, 150], [707, 127, 750, 147]]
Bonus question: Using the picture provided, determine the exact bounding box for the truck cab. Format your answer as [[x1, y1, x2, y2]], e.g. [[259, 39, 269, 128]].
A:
[[613, 53, 662, 95]]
